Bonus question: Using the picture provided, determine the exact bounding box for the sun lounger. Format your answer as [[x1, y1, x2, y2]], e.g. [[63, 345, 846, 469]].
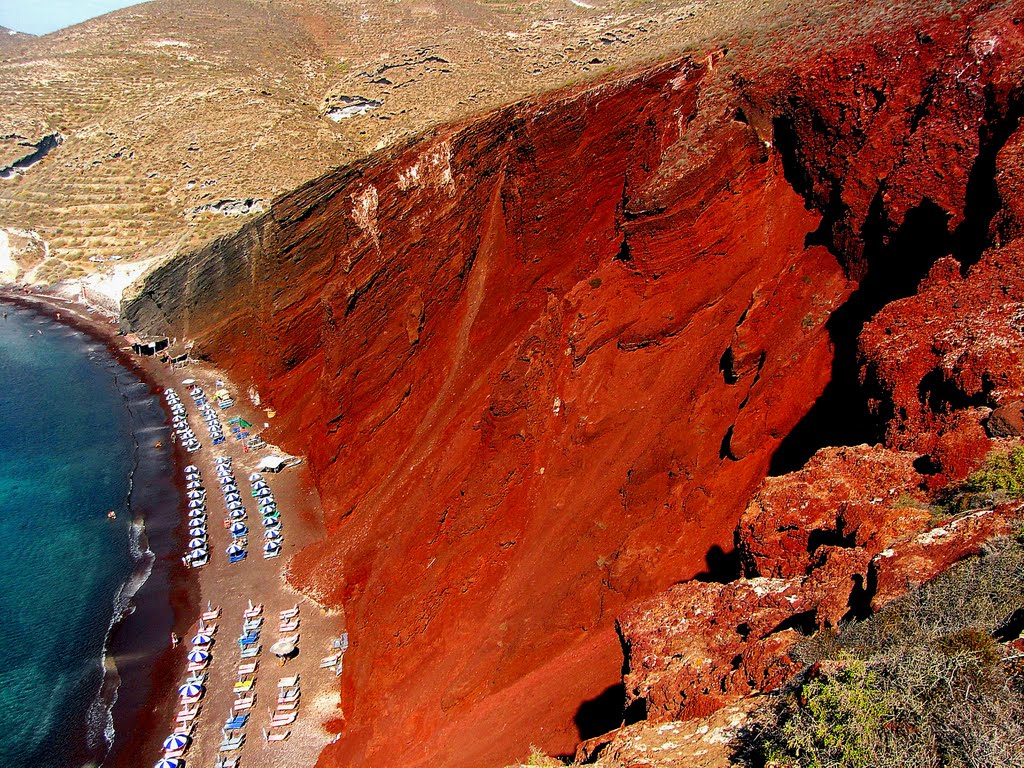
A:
[[279, 633, 299, 645], [278, 688, 300, 702], [220, 733, 245, 752], [224, 713, 249, 731], [320, 653, 341, 668], [186, 661, 209, 673], [243, 616, 263, 630], [270, 711, 297, 727], [186, 672, 207, 686], [265, 728, 291, 742], [238, 631, 260, 645], [216, 757, 239, 768], [240, 644, 261, 659], [243, 601, 263, 618], [279, 618, 300, 632], [233, 679, 255, 693], [279, 605, 299, 620], [278, 674, 300, 688], [238, 661, 258, 676], [234, 695, 255, 711], [275, 699, 299, 712], [163, 748, 185, 759]]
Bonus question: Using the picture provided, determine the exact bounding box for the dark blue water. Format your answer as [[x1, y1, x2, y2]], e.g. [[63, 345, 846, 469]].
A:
[[0, 304, 144, 767]]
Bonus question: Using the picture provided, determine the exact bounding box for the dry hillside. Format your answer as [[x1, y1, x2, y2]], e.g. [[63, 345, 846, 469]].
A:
[[2, 0, 845, 285]]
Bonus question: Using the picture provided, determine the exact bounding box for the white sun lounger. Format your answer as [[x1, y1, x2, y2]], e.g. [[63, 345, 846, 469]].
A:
[[279, 618, 300, 632], [238, 661, 258, 676], [278, 674, 300, 688], [270, 711, 297, 727], [275, 699, 299, 712], [279, 605, 299, 620], [264, 728, 290, 742], [320, 653, 341, 668], [240, 644, 261, 659], [243, 601, 263, 618]]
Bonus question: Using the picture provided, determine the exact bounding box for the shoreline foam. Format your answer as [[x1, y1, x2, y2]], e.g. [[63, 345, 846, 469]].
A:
[[0, 290, 198, 768]]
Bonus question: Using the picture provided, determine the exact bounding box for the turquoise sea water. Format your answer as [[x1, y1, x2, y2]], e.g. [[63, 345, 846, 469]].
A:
[[0, 305, 139, 767]]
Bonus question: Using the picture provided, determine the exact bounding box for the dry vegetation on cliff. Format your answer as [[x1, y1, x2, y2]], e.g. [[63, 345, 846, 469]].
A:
[[738, 535, 1024, 768]]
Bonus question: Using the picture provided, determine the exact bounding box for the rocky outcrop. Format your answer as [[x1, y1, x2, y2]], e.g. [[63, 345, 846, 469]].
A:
[[122, 2, 1024, 766]]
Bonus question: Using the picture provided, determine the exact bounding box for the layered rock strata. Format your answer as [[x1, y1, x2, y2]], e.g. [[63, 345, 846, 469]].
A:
[[124, 1, 1024, 765]]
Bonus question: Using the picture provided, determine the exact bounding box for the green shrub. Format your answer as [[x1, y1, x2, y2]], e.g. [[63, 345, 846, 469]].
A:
[[963, 446, 1024, 498]]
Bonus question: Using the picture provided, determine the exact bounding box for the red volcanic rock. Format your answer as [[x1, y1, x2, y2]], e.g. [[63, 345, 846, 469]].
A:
[[871, 504, 1023, 608], [618, 577, 814, 722], [860, 243, 1024, 482], [738, 445, 927, 581], [119, 3, 1024, 765]]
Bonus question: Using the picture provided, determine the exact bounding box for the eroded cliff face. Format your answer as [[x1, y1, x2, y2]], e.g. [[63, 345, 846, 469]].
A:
[[124, 2, 1024, 765]]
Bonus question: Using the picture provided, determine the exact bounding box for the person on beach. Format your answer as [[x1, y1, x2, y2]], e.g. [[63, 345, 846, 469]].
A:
[[170, 632, 180, 648]]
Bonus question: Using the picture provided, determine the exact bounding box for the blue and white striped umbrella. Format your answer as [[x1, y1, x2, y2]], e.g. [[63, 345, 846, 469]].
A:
[[226, 543, 245, 556], [188, 508, 206, 519], [192, 547, 208, 558], [218, 475, 234, 485], [215, 456, 231, 465], [230, 523, 248, 537], [248, 473, 262, 482], [224, 492, 242, 503], [229, 510, 247, 521], [226, 500, 244, 510], [186, 649, 209, 664], [178, 682, 203, 697], [264, 541, 281, 553], [264, 529, 282, 541], [254, 488, 272, 498], [187, 500, 205, 510], [189, 538, 206, 549], [263, 517, 280, 528], [154, 758, 181, 768], [192, 633, 212, 646], [162, 733, 189, 751], [186, 490, 204, 500], [251, 480, 268, 491]]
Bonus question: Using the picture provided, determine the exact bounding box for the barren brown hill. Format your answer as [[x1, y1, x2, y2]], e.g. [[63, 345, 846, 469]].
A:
[[3, 0, 870, 285]]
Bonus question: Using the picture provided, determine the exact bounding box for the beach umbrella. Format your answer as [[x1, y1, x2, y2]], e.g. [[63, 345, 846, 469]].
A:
[[162, 733, 189, 751], [189, 529, 206, 539], [154, 759, 181, 768], [218, 476, 235, 486], [192, 547, 208, 558], [186, 648, 209, 664], [229, 510, 247, 521], [185, 481, 203, 491], [254, 488, 272, 498], [189, 538, 206, 550], [192, 633, 212, 646], [248, 473, 262, 482], [265, 529, 282, 541], [188, 510, 206, 521], [222, 485, 239, 495], [187, 499, 205, 509], [226, 500, 244, 511], [215, 456, 231, 465], [263, 517, 280, 528], [178, 682, 203, 698], [186, 490, 204, 500], [270, 638, 297, 657], [251, 479, 268, 490], [224, 492, 242, 504], [264, 541, 281, 554], [216, 467, 232, 477], [226, 543, 244, 555], [184, 464, 198, 472], [230, 523, 248, 537]]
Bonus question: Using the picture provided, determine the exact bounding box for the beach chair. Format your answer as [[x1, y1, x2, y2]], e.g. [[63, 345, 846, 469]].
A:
[[233, 678, 255, 693], [278, 674, 300, 688], [219, 733, 245, 752], [224, 713, 249, 731], [238, 631, 260, 646], [279, 618, 300, 632], [265, 728, 291, 742], [162, 748, 185, 759], [244, 601, 263, 619], [320, 653, 341, 668], [270, 711, 297, 727], [275, 699, 299, 712], [240, 644, 261, 659], [238, 660, 258, 676], [233, 694, 255, 712], [279, 605, 299, 620], [186, 660, 209, 673], [243, 616, 263, 630], [278, 690, 300, 705], [216, 757, 240, 768], [185, 671, 207, 685]]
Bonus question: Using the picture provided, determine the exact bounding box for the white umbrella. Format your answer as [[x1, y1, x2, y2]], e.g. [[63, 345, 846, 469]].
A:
[[270, 638, 297, 657], [265, 529, 282, 541], [230, 523, 248, 536], [192, 633, 212, 646], [186, 649, 209, 663], [178, 682, 203, 697], [162, 733, 189, 751]]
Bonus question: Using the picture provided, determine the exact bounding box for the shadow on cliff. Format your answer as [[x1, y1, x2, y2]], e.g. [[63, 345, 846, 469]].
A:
[[572, 682, 647, 746]]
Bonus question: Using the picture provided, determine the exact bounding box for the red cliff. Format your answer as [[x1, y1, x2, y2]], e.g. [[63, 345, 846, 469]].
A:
[[124, 1, 1024, 764]]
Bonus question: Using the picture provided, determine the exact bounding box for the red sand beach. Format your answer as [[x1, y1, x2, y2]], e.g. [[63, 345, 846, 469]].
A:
[[3, 288, 344, 768]]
